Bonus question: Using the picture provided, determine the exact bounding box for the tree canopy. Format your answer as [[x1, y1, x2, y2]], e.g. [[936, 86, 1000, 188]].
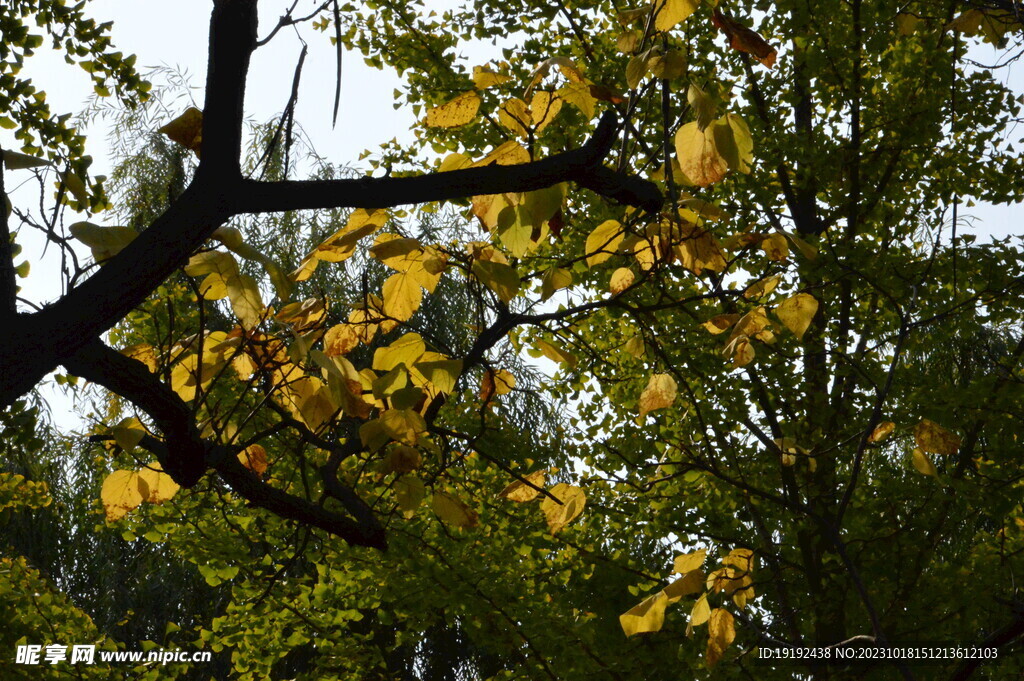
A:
[[3, 0, 1024, 679]]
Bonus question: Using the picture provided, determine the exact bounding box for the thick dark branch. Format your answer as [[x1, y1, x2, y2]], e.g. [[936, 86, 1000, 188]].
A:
[[64, 339, 208, 487], [64, 339, 386, 549], [197, 0, 256, 181], [238, 111, 663, 214]]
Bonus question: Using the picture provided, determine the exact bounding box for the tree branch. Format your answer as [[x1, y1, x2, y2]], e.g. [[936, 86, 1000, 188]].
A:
[[238, 111, 662, 214], [64, 338, 386, 549]]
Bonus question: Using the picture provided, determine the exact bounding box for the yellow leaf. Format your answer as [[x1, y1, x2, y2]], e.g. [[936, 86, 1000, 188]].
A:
[[530, 91, 562, 132], [473, 65, 512, 89], [914, 419, 961, 455], [394, 475, 425, 517], [712, 113, 754, 174], [120, 344, 158, 372], [373, 333, 426, 372], [723, 335, 755, 368], [706, 608, 736, 667], [639, 373, 677, 417], [539, 482, 586, 534], [323, 323, 360, 356], [760, 233, 790, 261], [655, 0, 700, 31], [414, 358, 463, 394], [664, 570, 705, 601], [775, 293, 819, 339], [625, 54, 649, 90], [869, 421, 896, 443], [743, 274, 781, 300], [137, 464, 180, 503], [110, 417, 146, 452], [687, 83, 716, 131], [438, 152, 473, 172], [911, 448, 939, 477], [382, 271, 423, 322], [101, 470, 145, 522], [649, 49, 686, 79], [585, 220, 624, 267], [557, 81, 596, 118], [425, 91, 481, 128], [69, 222, 137, 262], [690, 592, 711, 626], [472, 140, 531, 167], [675, 122, 728, 187], [432, 492, 479, 528], [158, 107, 203, 154], [536, 339, 577, 368], [379, 445, 422, 474], [540, 266, 573, 301], [472, 260, 520, 302], [673, 549, 708, 574], [238, 444, 269, 475], [380, 408, 427, 445], [620, 591, 669, 637], [702, 314, 739, 335], [610, 267, 635, 294], [499, 98, 531, 137], [498, 470, 547, 502], [674, 221, 727, 274], [480, 368, 516, 402], [227, 273, 265, 329]]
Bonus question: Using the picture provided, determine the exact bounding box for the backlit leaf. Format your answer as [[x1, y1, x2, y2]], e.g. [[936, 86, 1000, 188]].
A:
[[639, 373, 677, 416], [585, 220, 624, 267], [712, 8, 777, 67], [655, 0, 700, 31], [101, 470, 145, 522], [137, 464, 180, 503], [540, 483, 586, 533], [158, 107, 204, 154], [675, 122, 728, 187], [674, 549, 708, 574], [620, 591, 669, 637], [238, 444, 269, 475], [610, 267, 635, 294], [69, 222, 138, 262], [869, 421, 896, 443], [432, 492, 479, 528], [706, 608, 736, 667], [394, 475, 425, 517], [911, 448, 939, 478], [425, 91, 481, 128], [498, 470, 547, 502], [775, 293, 818, 339]]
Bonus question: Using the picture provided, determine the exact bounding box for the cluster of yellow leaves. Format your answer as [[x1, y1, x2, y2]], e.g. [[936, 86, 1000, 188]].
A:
[[471, 184, 565, 258], [292, 208, 390, 282], [620, 548, 753, 667], [497, 471, 587, 533], [100, 463, 180, 522], [426, 56, 597, 130], [675, 113, 753, 187], [584, 214, 728, 277], [185, 250, 265, 328], [702, 293, 819, 368]]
